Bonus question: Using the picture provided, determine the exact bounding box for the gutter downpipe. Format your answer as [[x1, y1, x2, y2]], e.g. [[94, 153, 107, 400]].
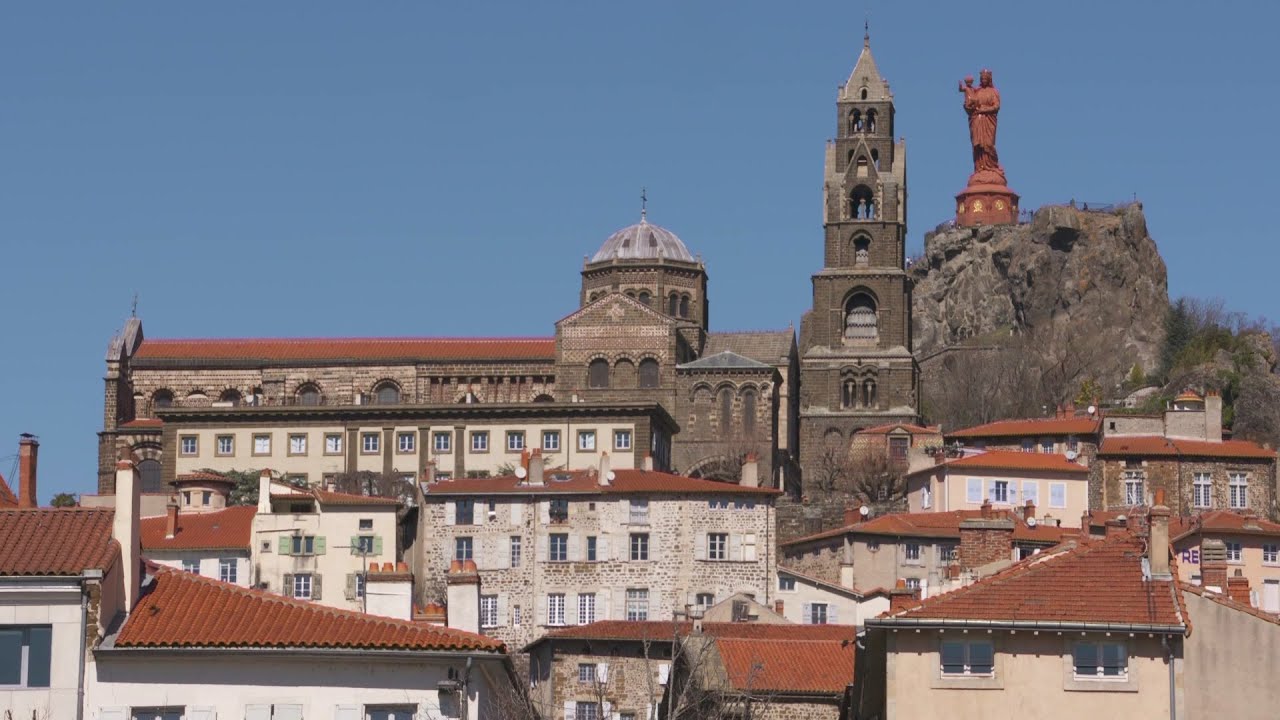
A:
[[464, 655, 474, 720]]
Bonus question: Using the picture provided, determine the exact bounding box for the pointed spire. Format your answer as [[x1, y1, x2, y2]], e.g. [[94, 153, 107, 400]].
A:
[[842, 23, 889, 101]]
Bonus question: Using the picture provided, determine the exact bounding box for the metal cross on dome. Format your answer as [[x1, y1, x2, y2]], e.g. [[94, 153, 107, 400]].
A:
[[640, 187, 648, 222]]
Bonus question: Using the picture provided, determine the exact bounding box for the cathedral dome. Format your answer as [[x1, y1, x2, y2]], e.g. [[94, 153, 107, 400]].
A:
[[590, 219, 695, 264]]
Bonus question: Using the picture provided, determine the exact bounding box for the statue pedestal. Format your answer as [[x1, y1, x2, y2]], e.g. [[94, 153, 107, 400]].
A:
[[955, 183, 1019, 227]]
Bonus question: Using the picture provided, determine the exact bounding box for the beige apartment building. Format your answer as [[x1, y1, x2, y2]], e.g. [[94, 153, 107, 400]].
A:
[[904, 450, 1090, 527], [410, 454, 780, 649], [1169, 510, 1280, 612]]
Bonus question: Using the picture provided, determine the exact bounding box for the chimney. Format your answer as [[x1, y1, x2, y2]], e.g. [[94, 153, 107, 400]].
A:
[[959, 512, 1015, 571], [422, 459, 436, 484], [1204, 391, 1223, 442], [889, 579, 922, 614], [1104, 517, 1128, 538], [740, 453, 759, 488], [365, 563, 414, 621], [1065, 400, 1076, 417], [1227, 571, 1251, 605], [844, 507, 861, 527], [528, 449, 544, 486], [445, 559, 481, 634], [18, 434, 38, 508], [112, 460, 142, 610], [773, 599, 785, 616], [642, 453, 654, 471], [165, 497, 179, 539], [1024, 500, 1036, 522], [1200, 539, 1228, 592], [598, 452, 611, 486], [979, 498, 993, 519], [1148, 489, 1171, 578], [257, 470, 273, 514]]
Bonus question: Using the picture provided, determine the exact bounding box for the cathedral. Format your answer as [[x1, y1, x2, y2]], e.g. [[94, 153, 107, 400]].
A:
[[96, 35, 917, 509]]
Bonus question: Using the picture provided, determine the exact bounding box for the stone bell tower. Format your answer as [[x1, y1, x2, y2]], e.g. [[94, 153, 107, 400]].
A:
[[797, 30, 920, 481]]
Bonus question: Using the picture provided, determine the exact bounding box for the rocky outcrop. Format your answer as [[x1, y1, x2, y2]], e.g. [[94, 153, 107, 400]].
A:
[[911, 204, 1168, 387]]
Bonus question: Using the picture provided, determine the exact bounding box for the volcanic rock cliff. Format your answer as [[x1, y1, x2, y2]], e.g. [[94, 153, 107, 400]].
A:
[[911, 204, 1168, 388]]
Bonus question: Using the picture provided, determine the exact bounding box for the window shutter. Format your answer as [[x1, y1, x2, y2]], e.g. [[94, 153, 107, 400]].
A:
[[619, 498, 629, 524], [278, 536, 291, 555], [828, 605, 839, 623], [568, 594, 579, 626], [538, 535, 549, 562], [569, 534, 581, 562], [540, 501, 551, 524], [537, 594, 547, 625], [658, 662, 670, 685], [600, 590, 611, 620], [613, 588, 625, 618], [649, 533, 659, 561], [283, 573, 295, 597], [349, 536, 359, 555], [345, 573, 357, 601], [730, 534, 743, 561], [563, 701, 576, 720], [597, 662, 610, 683], [694, 533, 707, 560], [335, 707, 360, 720], [244, 705, 271, 720], [374, 535, 384, 556], [312, 574, 323, 601], [498, 592, 508, 626], [446, 502, 456, 525], [98, 710, 127, 720], [598, 535, 610, 561], [602, 701, 613, 718], [802, 602, 812, 623], [314, 536, 327, 555], [511, 501, 523, 525], [498, 539, 511, 569], [744, 533, 758, 562], [187, 709, 216, 720], [274, 706, 303, 720]]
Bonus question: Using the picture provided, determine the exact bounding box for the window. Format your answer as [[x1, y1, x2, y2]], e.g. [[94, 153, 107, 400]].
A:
[[741, 390, 757, 436], [506, 431, 525, 452], [808, 603, 829, 624], [549, 498, 569, 523], [578, 430, 596, 451], [374, 382, 401, 404], [471, 431, 489, 452], [455, 537, 473, 561], [578, 593, 597, 624], [586, 536, 598, 562], [215, 435, 234, 456], [547, 593, 566, 625], [1229, 473, 1248, 509], [1020, 439, 1034, 452], [1049, 482, 1067, 509], [366, 707, 417, 720], [324, 433, 343, 455], [1123, 470, 1144, 505], [575, 702, 599, 720], [1073, 641, 1128, 679], [296, 383, 321, 406], [361, 432, 381, 454], [513, 605, 522, 626], [989, 480, 1010, 504], [1040, 439, 1054, 453], [889, 436, 908, 462], [433, 432, 452, 453], [288, 434, 307, 455], [1193, 472, 1212, 508], [182, 558, 199, 574], [253, 433, 271, 456], [131, 708, 184, 720], [201, 491, 211, 506], [905, 543, 921, 562], [0, 626, 51, 688], [358, 518, 373, 530], [779, 576, 796, 591], [293, 573, 313, 600], [844, 293, 878, 339], [354, 573, 366, 599], [542, 430, 560, 452], [152, 389, 174, 410], [549, 533, 568, 562], [219, 558, 237, 584], [355, 535, 376, 554], [638, 358, 660, 388], [456, 499, 475, 525], [1262, 544, 1280, 564], [588, 359, 610, 388], [708, 532, 728, 561], [905, 578, 921, 590], [626, 588, 649, 620], [614, 430, 632, 450], [480, 595, 498, 628], [629, 499, 649, 524], [289, 535, 318, 555], [940, 544, 958, 562], [692, 593, 715, 612], [397, 432, 416, 453], [966, 478, 982, 504], [630, 533, 650, 561], [578, 663, 597, 684], [182, 491, 191, 505], [1227, 541, 1242, 563], [179, 435, 198, 456], [940, 640, 994, 677], [510, 536, 522, 567]]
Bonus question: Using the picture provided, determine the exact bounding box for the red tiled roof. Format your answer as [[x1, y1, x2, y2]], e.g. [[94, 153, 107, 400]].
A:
[[856, 423, 940, 436], [140, 506, 255, 551], [782, 509, 1067, 547], [1169, 510, 1280, 542], [115, 567, 504, 652], [0, 509, 119, 575], [174, 471, 235, 485], [948, 417, 1101, 439], [0, 473, 17, 508], [923, 450, 1089, 475], [426, 469, 780, 497], [1098, 436, 1275, 459], [313, 489, 401, 506], [534, 620, 856, 645], [120, 418, 164, 429], [716, 636, 855, 694], [876, 533, 1184, 629], [1179, 582, 1280, 627], [133, 337, 556, 363]]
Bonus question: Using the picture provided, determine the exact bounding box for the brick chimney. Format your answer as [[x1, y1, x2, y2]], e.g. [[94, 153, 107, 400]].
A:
[[1148, 489, 1171, 579], [1104, 517, 1128, 538], [889, 579, 922, 614], [421, 459, 436, 484], [112, 460, 142, 611], [1227, 572, 1251, 605], [1200, 539, 1228, 592], [165, 497, 179, 539], [1024, 500, 1036, 522], [445, 559, 481, 634], [959, 509, 1014, 570], [844, 507, 862, 527], [528, 449, 544, 486], [773, 599, 785, 616], [18, 434, 38, 508], [740, 453, 759, 488]]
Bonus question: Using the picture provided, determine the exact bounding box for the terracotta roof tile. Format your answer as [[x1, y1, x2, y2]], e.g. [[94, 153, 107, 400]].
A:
[[312, 489, 401, 506], [926, 450, 1089, 475], [133, 337, 556, 363], [534, 620, 856, 645], [174, 471, 235, 485], [0, 508, 119, 575], [782, 509, 1066, 547], [120, 418, 164, 429], [140, 506, 255, 551], [115, 567, 503, 652], [1098, 436, 1276, 459], [426, 469, 780, 497], [948, 417, 1101, 439], [715, 636, 855, 694], [1169, 510, 1280, 542], [0, 473, 17, 508], [877, 533, 1184, 629]]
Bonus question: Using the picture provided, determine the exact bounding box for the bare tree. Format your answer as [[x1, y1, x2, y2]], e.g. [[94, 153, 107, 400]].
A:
[[328, 470, 414, 502]]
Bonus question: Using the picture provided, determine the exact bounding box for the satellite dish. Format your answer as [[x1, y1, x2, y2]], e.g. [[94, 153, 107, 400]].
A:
[[514, 467, 528, 479], [1026, 517, 1038, 527], [1065, 450, 1079, 461], [859, 505, 871, 517], [1087, 405, 1097, 415], [606, 471, 616, 482]]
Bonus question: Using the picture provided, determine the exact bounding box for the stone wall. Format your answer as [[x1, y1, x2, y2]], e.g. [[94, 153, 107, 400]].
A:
[[1093, 456, 1277, 517]]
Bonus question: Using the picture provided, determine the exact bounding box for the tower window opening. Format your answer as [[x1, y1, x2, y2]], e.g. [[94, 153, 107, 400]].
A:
[[860, 88, 868, 100], [871, 148, 880, 170], [844, 293, 878, 342], [849, 186, 876, 220], [637, 291, 651, 306], [848, 109, 862, 134], [842, 380, 856, 409], [853, 236, 870, 265], [862, 379, 878, 408], [866, 108, 877, 132], [667, 293, 679, 316], [856, 156, 869, 178], [679, 294, 690, 318], [638, 359, 660, 389]]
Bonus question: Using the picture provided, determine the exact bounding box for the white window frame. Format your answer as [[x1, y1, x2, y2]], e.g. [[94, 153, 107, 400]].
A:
[[506, 431, 525, 452], [630, 533, 650, 561], [1193, 473, 1212, 508], [218, 558, 237, 584], [1229, 473, 1248, 509], [397, 432, 416, 453], [549, 533, 568, 562], [989, 479, 1010, 505], [614, 430, 632, 451], [215, 435, 234, 456], [1072, 640, 1128, 680], [547, 593, 566, 626], [1021, 480, 1039, 508], [778, 576, 796, 592], [288, 434, 308, 455], [626, 588, 649, 621], [293, 573, 313, 600], [578, 663, 597, 684], [1264, 544, 1279, 565], [361, 432, 380, 454], [696, 592, 715, 609], [1123, 470, 1144, 505], [470, 431, 489, 453], [707, 532, 728, 561], [904, 543, 921, 562], [480, 595, 498, 628], [433, 432, 452, 453], [454, 537, 474, 561], [578, 593, 597, 625], [252, 433, 272, 455], [629, 499, 649, 524], [179, 435, 198, 456], [1226, 541, 1243, 563], [181, 558, 199, 574], [542, 430, 560, 452], [324, 433, 343, 455], [808, 603, 829, 624], [509, 536, 522, 567], [577, 430, 596, 451]]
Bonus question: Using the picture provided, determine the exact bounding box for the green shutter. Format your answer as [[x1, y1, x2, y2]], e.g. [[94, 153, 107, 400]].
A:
[[350, 536, 359, 555], [283, 573, 294, 596], [374, 536, 384, 555], [279, 536, 291, 555], [314, 536, 326, 555], [312, 574, 323, 600]]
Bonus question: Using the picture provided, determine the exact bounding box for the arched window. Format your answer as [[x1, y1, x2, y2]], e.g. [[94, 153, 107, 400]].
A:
[[853, 236, 870, 265], [842, 379, 857, 409], [741, 390, 757, 436], [219, 389, 241, 407], [866, 108, 877, 132], [848, 186, 875, 220], [638, 358, 660, 388], [625, 290, 636, 298], [614, 358, 637, 388], [848, 109, 862, 133], [588, 359, 610, 388], [296, 383, 321, 406], [871, 148, 880, 170], [533, 394, 555, 403], [679, 295, 690, 318], [860, 88, 868, 100], [138, 459, 162, 494], [862, 379, 878, 408], [844, 293, 879, 341], [856, 156, 869, 178], [718, 388, 734, 438], [374, 381, 401, 405], [152, 390, 174, 410], [637, 291, 651, 307], [667, 293, 680, 316]]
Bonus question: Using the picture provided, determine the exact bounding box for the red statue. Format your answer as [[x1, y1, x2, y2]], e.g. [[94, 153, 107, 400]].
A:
[[954, 68, 1018, 226]]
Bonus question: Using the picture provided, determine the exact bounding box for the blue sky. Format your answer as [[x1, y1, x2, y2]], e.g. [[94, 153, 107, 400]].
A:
[[1, 2, 1277, 498]]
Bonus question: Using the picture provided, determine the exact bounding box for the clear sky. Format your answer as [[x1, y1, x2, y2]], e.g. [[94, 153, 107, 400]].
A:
[[2, 2, 1277, 498]]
